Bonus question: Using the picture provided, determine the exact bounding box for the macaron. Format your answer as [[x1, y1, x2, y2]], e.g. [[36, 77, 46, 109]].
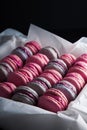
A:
[[76, 53, 87, 63], [39, 46, 60, 60], [68, 55, 87, 81], [26, 53, 49, 68], [12, 86, 39, 105], [2, 54, 23, 70], [0, 64, 12, 82], [27, 68, 62, 96], [63, 72, 85, 93], [25, 62, 42, 76], [68, 65, 87, 81], [12, 46, 33, 64], [44, 59, 68, 76], [8, 71, 28, 86], [40, 69, 62, 86], [7, 66, 34, 86], [0, 54, 23, 82], [36, 76, 52, 89], [28, 80, 48, 96], [7, 62, 42, 86], [0, 82, 16, 98], [54, 80, 77, 102], [24, 41, 42, 54], [37, 88, 68, 113], [74, 61, 87, 70], [60, 53, 76, 68]]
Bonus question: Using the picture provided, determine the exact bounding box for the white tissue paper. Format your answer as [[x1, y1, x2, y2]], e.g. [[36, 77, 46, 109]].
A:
[[0, 24, 87, 130]]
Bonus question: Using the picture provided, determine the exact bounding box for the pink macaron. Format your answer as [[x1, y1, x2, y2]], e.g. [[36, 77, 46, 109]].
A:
[[0, 54, 23, 82], [0, 82, 16, 98], [68, 65, 87, 82], [1, 54, 23, 71], [68, 60, 87, 81], [63, 72, 85, 93], [74, 61, 87, 70], [24, 41, 42, 54], [7, 62, 42, 86], [60, 53, 76, 68], [7, 66, 34, 86], [25, 62, 42, 76], [40, 69, 62, 86], [37, 88, 68, 113], [26, 53, 49, 68], [76, 53, 87, 63], [8, 71, 29, 86]]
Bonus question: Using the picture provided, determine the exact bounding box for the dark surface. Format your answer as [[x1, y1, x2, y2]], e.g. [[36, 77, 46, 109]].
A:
[[0, 0, 87, 42]]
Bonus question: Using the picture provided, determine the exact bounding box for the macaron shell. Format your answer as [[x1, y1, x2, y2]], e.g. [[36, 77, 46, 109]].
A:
[[76, 53, 87, 63], [26, 53, 49, 68], [7, 54, 23, 69], [15, 86, 39, 100], [25, 62, 42, 75], [4, 82, 16, 91], [45, 59, 68, 76], [59, 80, 77, 94], [60, 53, 76, 68], [74, 61, 87, 70], [19, 68, 33, 82], [2, 57, 17, 71], [36, 76, 52, 89], [12, 47, 28, 63], [12, 92, 35, 105], [25, 41, 42, 54], [42, 69, 62, 85], [0, 62, 13, 72], [12, 86, 39, 105], [63, 76, 81, 93], [66, 72, 85, 89], [38, 95, 62, 113], [39, 46, 60, 60], [54, 82, 76, 102], [23, 66, 38, 78], [28, 81, 47, 96], [0, 65, 8, 82], [45, 88, 68, 107], [40, 73, 59, 86], [7, 71, 27, 86], [0, 82, 16, 98], [68, 66, 87, 81]]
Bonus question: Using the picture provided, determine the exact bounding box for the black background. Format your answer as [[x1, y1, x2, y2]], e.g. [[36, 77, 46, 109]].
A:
[[0, 0, 87, 42]]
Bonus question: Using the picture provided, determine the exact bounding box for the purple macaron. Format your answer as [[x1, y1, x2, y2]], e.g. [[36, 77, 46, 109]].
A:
[[12, 86, 39, 105]]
